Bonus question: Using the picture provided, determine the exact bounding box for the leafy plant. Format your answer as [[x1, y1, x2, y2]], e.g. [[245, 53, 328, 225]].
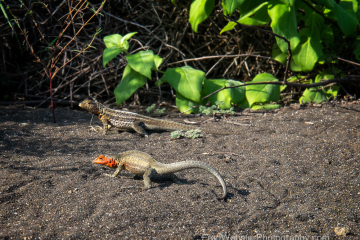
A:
[[171, 129, 203, 139], [184, 129, 203, 139], [199, 102, 235, 115], [189, 0, 359, 74], [171, 130, 184, 139], [299, 71, 339, 104], [239, 73, 280, 110], [146, 104, 156, 113]]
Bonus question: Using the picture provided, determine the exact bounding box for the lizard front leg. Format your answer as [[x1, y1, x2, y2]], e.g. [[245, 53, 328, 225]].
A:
[[103, 164, 123, 178], [99, 115, 110, 135], [142, 168, 156, 189], [131, 120, 149, 137]]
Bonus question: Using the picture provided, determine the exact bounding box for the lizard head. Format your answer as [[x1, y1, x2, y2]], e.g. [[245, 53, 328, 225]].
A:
[[94, 155, 118, 168], [79, 99, 100, 114]]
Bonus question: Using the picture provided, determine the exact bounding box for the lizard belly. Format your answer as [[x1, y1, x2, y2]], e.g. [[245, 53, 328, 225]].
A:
[[124, 162, 149, 175], [109, 119, 133, 129]]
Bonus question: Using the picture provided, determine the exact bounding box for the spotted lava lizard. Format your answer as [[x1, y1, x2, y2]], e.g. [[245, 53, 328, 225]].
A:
[[79, 99, 230, 136], [94, 150, 227, 199]]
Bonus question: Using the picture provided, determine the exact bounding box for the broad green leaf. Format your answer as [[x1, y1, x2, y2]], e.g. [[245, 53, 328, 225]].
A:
[[222, 2, 229, 15], [238, 98, 250, 109], [114, 65, 146, 105], [272, 43, 287, 65], [251, 103, 280, 110], [189, 0, 215, 33], [104, 34, 123, 48], [164, 66, 205, 103], [332, 2, 358, 36], [220, 22, 237, 34], [299, 87, 328, 104], [292, 34, 323, 72], [237, 0, 268, 21], [237, 4, 270, 26], [223, 0, 242, 16], [315, 0, 358, 36], [325, 85, 339, 98], [320, 25, 334, 46], [290, 59, 302, 72], [153, 54, 163, 69], [122, 32, 137, 42], [268, 1, 300, 53], [201, 79, 245, 109], [313, 0, 334, 8], [272, 43, 303, 72], [292, 12, 324, 71], [103, 33, 137, 67], [246, 73, 280, 107], [103, 47, 123, 67], [221, 0, 269, 32], [126, 50, 155, 79], [279, 0, 295, 7], [176, 92, 200, 114], [299, 71, 337, 104]]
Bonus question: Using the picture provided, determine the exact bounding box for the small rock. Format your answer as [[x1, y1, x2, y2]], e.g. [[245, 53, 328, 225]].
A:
[[334, 226, 350, 236]]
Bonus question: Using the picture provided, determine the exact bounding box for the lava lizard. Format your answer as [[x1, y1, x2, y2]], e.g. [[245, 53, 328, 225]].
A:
[[93, 150, 227, 199], [79, 99, 230, 136]]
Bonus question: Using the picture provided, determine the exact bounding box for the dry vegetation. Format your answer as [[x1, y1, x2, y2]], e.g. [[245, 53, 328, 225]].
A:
[[0, 0, 358, 108]]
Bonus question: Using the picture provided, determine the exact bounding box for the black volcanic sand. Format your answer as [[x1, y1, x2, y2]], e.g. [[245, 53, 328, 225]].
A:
[[0, 103, 359, 239]]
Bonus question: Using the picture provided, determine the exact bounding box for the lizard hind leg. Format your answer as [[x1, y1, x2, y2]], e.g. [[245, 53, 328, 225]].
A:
[[100, 115, 110, 135], [131, 120, 149, 137], [142, 168, 156, 190]]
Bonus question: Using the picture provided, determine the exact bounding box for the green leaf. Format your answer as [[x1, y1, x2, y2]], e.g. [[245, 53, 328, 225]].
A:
[[237, 0, 268, 21], [279, 0, 295, 7], [292, 12, 324, 72], [222, 0, 242, 16], [153, 54, 163, 69], [238, 98, 250, 109], [292, 34, 322, 72], [189, 0, 215, 33], [331, 1, 358, 36], [272, 43, 287, 65], [164, 66, 205, 103], [221, 2, 270, 33], [104, 34, 122, 48], [103, 33, 138, 67], [103, 47, 123, 67], [126, 50, 155, 79], [299, 87, 328, 104], [220, 22, 237, 34], [122, 32, 137, 42], [175, 92, 200, 114], [245, 73, 280, 107], [251, 103, 280, 110], [237, 4, 270, 26], [114, 65, 147, 105], [299, 71, 337, 104], [320, 25, 334, 46], [201, 79, 245, 109], [268, 1, 300, 53]]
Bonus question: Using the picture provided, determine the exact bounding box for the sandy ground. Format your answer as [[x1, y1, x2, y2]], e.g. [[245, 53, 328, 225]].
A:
[[0, 102, 359, 239]]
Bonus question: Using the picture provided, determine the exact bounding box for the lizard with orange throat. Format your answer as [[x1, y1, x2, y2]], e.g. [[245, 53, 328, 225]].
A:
[[93, 150, 227, 199]]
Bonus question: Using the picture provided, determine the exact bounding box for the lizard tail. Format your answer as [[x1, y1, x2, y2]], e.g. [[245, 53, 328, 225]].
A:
[[156, 161, 227, 199]]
